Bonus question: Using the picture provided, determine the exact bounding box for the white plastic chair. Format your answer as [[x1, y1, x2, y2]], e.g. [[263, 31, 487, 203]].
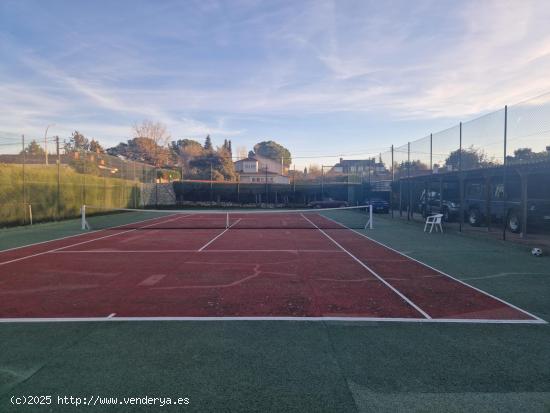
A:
[[424, 213, 443, 233]]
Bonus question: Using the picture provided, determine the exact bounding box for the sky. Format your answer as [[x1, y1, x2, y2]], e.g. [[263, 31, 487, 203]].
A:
[[1, 0, 550, 168]]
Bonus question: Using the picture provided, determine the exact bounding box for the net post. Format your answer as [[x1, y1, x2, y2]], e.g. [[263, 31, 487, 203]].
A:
[[364, 204, 373, 229], [226, 212, 229, 229], [28, 204, 33, 226], [81, 205, 90, 230]]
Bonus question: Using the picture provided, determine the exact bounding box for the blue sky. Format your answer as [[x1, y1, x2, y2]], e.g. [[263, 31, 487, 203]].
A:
[[1, 0, 550, 167]]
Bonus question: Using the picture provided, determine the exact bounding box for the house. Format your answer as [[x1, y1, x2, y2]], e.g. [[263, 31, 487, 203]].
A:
[[333, 158, 377, 173], [331, 158, 391, 180], [234, 155, 290, 184]]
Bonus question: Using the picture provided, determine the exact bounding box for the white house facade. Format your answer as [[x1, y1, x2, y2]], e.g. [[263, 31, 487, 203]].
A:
[[234, 156, 290, 184]]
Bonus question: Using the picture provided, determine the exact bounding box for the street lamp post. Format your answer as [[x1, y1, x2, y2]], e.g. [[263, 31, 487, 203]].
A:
[[44, 124, 54, 165]]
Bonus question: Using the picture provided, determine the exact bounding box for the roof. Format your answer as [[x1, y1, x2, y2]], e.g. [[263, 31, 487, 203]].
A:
[[336, 158, 376, 167], [238, 171, 281, 176], [235, 157, 257, 162]]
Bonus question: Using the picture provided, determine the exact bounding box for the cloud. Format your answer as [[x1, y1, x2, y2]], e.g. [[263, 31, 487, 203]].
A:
[[1, 0, 550, 150]]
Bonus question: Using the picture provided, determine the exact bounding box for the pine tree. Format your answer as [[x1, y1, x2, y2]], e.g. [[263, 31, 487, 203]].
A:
[[228, 140, 233, 158], [204, 135, 213, 151]]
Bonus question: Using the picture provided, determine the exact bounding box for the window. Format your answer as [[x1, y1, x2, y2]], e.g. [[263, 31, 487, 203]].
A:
[[467, 183, 483, 198]]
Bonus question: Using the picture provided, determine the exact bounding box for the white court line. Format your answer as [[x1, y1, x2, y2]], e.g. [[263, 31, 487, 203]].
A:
[[198, 218, 242, 251], [0, 214, 188, 267], [0, 316, 545, 324], [107, 313, 116, 318], [50, 249, 345, 253], [320, 214, 547, 324], [300, 214, 431, 319], [0, 210, 190, 255]]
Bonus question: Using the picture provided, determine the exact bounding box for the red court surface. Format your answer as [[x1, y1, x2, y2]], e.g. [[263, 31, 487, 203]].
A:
[[0, 212, 544, 323]]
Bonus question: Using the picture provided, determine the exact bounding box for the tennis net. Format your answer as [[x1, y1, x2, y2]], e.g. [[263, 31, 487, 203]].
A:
[[81, 205, 374, 231]]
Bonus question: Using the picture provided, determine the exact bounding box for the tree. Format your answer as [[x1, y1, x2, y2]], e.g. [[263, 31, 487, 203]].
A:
[[253, 140, 292, 167], [133, 120, 170, 147], [394, 160, 429, 178], [236, 146, 247, 160], [204, 135, 213, 151], [64, 131, 90, 153], [248, 150, 255, 158], [20, 140, 45, 156], [445, 146, 492, 171], [170, 139, 205, 176], [131, 120, 171, 166], [89, 139, 105, 153], [220, 139, 233, 159], [189, 151, 237, 181], [307, 164, 321, 178], [107, 137, 171, 167], [508, 147, 550, 163]]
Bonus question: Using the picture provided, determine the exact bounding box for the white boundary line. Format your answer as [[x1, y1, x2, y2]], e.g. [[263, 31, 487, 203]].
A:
[[300, 213, 432, 319], [50, 249, 345, 253], [0, 316, 544, 324], [320, 214, 547, 324], [0, 210, 189, 255], [198, 219, 242, 251], [2, 211, 545, 325], [0, 214, 188, 267]]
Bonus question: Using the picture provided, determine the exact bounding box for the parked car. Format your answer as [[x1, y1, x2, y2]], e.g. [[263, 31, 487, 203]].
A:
[[418, 190, 460, 222], [308, 198, 349, 208], [464, 178, 550, 233], [464, 181, 518, 231], [365, 198, 389, 213]]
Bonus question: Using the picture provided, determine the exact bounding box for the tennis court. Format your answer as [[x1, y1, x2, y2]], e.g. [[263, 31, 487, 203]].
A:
[[0, 207, 543, 323]]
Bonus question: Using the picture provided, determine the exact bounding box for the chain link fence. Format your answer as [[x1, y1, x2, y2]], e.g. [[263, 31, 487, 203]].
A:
[[381, 92, 550, 240], [0, 134, 175, 227], [2, 92, 550, 241]]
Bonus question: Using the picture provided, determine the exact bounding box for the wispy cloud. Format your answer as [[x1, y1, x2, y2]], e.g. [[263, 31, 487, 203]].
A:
[[1, 0, 550, 155]]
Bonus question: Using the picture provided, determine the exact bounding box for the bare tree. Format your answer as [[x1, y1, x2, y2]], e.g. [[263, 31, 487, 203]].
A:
[[133, 120, 171, 147], [131, 120, 171, 167], [236, 146, 248, 160]]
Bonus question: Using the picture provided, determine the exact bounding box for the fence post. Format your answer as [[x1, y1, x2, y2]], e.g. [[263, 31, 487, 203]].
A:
[[21, 135, 26, 224], [430, 133, 433, 172], [81, 149, 86, 207], [428, 133, 433, 218], [56, 136, 60, 219], [264, 166, 268, 205], [391, 145, 394, 218], [292, 164, 296, 203], [210, 163, 213, 205], [407, 142, 411, 220], [133, 161, 137, 208], [459, 122, 464, 232], [155, 167, 159, 208], [503, 105, 508, 240]]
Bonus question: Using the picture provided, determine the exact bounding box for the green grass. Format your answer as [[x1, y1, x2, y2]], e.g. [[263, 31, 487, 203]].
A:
[[0, 213, 549, 412]]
